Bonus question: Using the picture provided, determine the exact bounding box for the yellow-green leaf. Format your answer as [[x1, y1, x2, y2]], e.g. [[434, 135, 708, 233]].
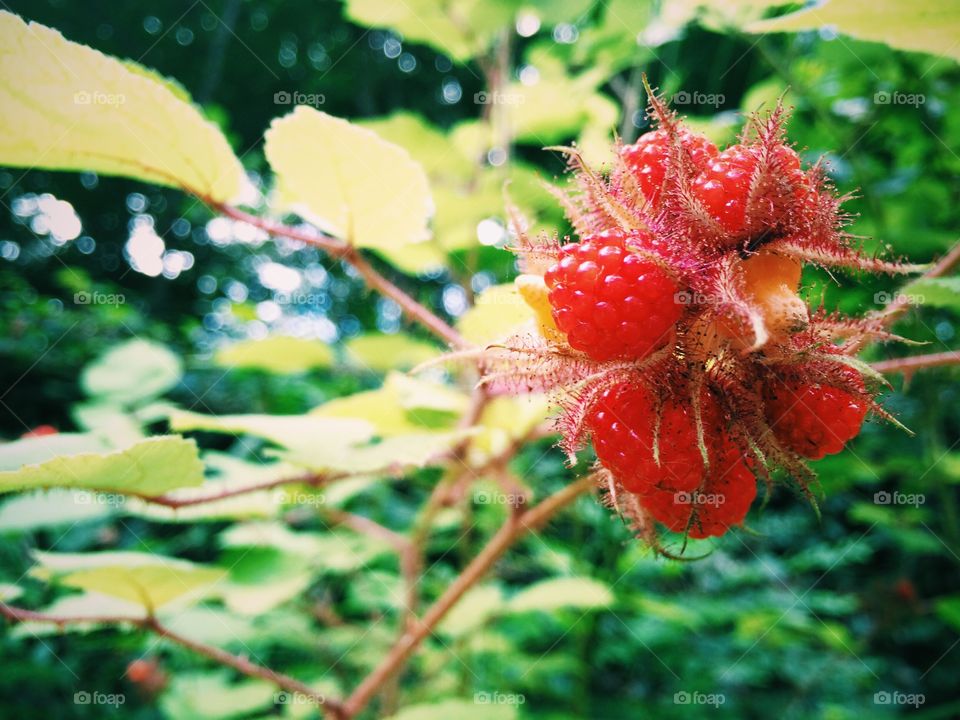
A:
[[313, 372, 466, 435], [344, 333, 440, 372], [0, 12, 244, 201], [215, 335, 335, 373], [457, 284, 534, 345], [31, 550, 226, 609], [344, 0, 515, 62], [0, 435, 204, 497], [264, 107, 432, 254], [169, 409, 373, 454], [746, 0, 960, 62], [168, 408, 465, 473], [506, 577, 614, 613]]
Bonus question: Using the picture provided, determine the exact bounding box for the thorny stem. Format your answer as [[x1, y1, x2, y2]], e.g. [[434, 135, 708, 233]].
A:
[[0, 603, 346, 720], [872, 351, 960, 376], [212, 203, 469, 350], [875, 239, 960, 326]]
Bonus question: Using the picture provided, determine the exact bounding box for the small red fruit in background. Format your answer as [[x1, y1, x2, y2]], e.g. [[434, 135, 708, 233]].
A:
[[126, 657, 168, 696], [21, 425, 58, 438]]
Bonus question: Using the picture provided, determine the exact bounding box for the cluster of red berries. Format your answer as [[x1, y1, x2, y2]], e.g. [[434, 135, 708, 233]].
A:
[[508, 96, 883, 543]]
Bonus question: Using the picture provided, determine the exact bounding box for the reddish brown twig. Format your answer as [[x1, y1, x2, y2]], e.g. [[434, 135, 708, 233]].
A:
[[0, 603, 346, 719], [213, 203, 468, 349], [341, 473, 597, 718]]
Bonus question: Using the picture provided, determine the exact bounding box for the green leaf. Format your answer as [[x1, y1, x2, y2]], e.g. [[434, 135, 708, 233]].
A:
[[386, 699, 517, 720], [469, 395, 552, 465], [457, 284, 534, 344], [344, 0, 515, 62], [437, 585, 505, 637], [359, 112, 475, 183], [935, 595, 960, 632], [344, 334, 440, 372], [170, 406, 467, 474], [218, 548, 314, 615], [214, 335, 335, 373], [160, 672, 277, 720], [81, 339, 182, 404], [221, 522, 392, 574], [903, 277, 960, 311], [30, 550, 226, 610], [71, 402, 145, 447], [746, 0, 960, 62], [281, 431, 470, 474], [264, 107, 432, 254], [313, 372, 466, 435], [0, 433, 111, 470], [168, 409, 374, 454], [0, 435, 204, 497], [0, 12, 244, 201], [506, 577, 615, 613], [0, 489, 115, 531]]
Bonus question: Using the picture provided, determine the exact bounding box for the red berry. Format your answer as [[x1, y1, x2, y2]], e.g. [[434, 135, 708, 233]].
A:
[[544, 230, 682, 361], [692, 144, 807, 237], [126, 660, 153, 683], [764, 370, 867, 460], [639, 443, 757, 539], [587, 383, 755, 538], [621, 128, 717, 205], [588, 383, 708, 494], [21, 424, 58, 438]]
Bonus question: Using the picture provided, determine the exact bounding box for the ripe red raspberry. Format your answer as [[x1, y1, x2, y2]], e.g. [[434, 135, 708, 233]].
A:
[[764, 370, 868, 460], [621, 128, 717, 205], [639, 443, 757, 539], [587, 383, 755, 537], [691, 144, 807, 237], [587, 383, 708, 494], [543, 230, 682, 362]]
